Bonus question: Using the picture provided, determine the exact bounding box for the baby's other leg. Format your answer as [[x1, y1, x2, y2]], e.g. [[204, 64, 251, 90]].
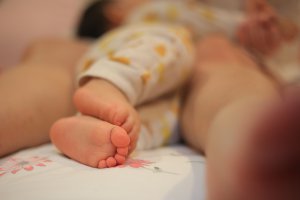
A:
[[52, 81, 181, 168], [136, 93, 181, 150], [181, 35, 300, 199]]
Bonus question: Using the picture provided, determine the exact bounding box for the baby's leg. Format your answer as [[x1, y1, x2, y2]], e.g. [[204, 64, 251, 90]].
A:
[[181, 35, 300, 199], [51, 24, 194, 168], [51, 89, 181, 168], [136, 93, 181, 150]]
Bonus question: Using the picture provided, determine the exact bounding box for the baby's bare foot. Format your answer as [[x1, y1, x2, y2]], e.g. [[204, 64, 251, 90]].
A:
[[50, 115, 130, 168], [73, 79, 140, 153], [207, 95, 300, 200]]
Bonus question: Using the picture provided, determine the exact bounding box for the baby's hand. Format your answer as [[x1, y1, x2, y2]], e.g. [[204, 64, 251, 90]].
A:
[[237, 0, 282, 55]]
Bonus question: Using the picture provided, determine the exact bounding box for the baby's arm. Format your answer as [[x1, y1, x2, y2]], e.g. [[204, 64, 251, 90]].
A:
[[237, 0, 299, 55]]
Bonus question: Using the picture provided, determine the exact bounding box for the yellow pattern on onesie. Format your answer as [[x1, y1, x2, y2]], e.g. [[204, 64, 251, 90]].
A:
[[76, 23, 194, 149], [76, 0, 244, 150]]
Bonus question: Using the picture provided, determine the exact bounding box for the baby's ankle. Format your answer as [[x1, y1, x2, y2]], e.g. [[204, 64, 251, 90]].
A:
[[79, 78, 129, 103]]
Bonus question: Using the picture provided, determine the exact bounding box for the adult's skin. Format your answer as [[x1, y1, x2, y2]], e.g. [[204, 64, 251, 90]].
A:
[[181, 35, 300, 199], [0, 39, 88, 157]]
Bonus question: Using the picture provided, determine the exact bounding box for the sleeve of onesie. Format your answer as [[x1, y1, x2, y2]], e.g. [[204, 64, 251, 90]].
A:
[[77, 24, 195, 106]]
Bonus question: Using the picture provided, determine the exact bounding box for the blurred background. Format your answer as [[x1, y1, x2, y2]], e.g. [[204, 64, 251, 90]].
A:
[[0, 0, 91, 70]]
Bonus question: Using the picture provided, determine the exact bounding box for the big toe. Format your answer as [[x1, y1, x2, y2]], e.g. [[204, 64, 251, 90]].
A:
[[110, 127, 130, 148]]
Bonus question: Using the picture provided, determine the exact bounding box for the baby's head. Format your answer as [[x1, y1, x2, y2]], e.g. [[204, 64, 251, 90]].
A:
[[77, 0, 148, 38]]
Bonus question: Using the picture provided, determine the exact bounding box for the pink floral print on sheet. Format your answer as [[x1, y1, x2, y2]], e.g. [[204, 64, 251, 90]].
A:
[[118, 159, 153, 168], [0, 156, 52, 177], [118, 158, 179, 175]]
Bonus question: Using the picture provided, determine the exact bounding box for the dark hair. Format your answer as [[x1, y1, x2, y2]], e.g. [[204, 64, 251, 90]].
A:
[[77, 0, 113, 39]]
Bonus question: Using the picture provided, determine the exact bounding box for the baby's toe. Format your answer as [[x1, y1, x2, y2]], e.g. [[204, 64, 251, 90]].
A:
[[110, 127, 130, 148]]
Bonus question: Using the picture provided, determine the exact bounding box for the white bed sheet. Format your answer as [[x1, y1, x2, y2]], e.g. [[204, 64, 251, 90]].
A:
[[0, 144, 206, 200]]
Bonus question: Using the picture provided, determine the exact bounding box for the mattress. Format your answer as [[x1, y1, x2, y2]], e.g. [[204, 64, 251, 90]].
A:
[[0, 144, 206, 200]]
